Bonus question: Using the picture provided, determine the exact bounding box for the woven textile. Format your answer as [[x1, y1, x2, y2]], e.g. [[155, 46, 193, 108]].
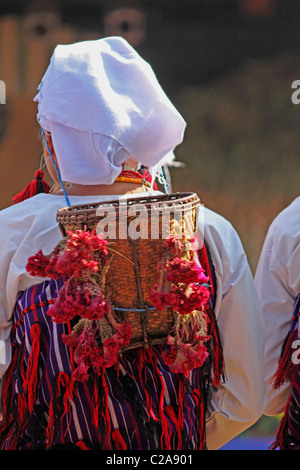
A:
[[0, 257, 219, 450]]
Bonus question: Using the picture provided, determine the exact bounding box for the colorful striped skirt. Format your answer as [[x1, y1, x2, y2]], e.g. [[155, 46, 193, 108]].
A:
[[0, 278, 215, 450]]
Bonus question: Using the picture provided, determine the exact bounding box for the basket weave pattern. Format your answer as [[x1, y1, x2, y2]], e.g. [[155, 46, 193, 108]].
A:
[[56, 192, 200, 350]]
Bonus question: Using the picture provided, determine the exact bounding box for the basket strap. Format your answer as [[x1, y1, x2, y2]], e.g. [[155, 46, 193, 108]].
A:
[[200, 239, 217, 311]]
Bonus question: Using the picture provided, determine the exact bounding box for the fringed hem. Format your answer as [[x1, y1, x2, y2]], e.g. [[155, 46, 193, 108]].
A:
[[0, 240, 223, 451], [0, 339, 214, 450]]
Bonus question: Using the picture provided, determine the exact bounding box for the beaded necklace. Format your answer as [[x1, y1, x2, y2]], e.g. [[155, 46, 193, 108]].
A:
[[115, 169, 157, 190]]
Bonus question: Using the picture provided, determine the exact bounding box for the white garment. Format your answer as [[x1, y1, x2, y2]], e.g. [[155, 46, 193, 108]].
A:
[[255, 196, 300, 416], [0, 193, 266, 449], [34, 37, 186, 185]]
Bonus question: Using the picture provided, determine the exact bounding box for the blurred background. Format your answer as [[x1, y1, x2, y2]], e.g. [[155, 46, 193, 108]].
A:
[[1, 0, 300, 449]]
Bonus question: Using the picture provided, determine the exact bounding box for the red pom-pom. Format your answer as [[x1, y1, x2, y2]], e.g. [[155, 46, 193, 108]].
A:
[[12, 169, 51, 205]]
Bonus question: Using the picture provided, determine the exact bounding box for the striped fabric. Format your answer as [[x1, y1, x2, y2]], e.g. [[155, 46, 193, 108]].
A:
[[288, 381, 300, 445], [0, 278, 211, 450]]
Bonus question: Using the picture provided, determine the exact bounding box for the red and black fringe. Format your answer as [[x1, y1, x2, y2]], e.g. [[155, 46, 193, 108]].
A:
[[0, 340, 30, 449], [0, 239, 223, 450], [270, 297, 300, 450], [269, 396, 292, 450], [273, 329, 298, 389], [199, 240, 225, 387], [24, 322, 42, 414], [0, 341, 219, 450], [46, 371, 75, 449]]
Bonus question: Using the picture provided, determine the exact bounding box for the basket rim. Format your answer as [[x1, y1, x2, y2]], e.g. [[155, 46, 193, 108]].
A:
[[56, 192, 200, 221]]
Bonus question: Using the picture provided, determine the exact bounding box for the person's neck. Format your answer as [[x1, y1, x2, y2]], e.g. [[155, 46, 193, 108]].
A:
[[54, 181, 150, 196]]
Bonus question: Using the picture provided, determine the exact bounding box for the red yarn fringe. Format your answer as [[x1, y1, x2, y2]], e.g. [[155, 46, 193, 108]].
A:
[[199, 241, 224, 387], [206, 307, 224, 387], [156, 367, 172, 450], [199, 241, 215, 297], [75, 440, 91, 450], [136, 349, 159, 422], [0, 237, 220, 450], [5, 394, 28, 450], [273, 329, 298, 389], [192, 389, 206, 450], [270, 396, 292, 450], [165, 405, 183, 450], [270, 329, 300, 450], [23, 322, 42, 413], [100, 374, 112, 450], [0, 343, 18, 424], [112, 429, 127, 450], [92, 378, 100, 428], [12, 169, 50, 205], [46, 371, 74, 449]]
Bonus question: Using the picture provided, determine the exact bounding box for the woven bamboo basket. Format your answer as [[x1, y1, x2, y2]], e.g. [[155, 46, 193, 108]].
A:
[[56, 192, 200, 350]]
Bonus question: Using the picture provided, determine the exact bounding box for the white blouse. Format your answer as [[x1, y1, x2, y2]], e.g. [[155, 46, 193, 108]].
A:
[[0, 192, 266, 449], [255, 196, 300, 416]]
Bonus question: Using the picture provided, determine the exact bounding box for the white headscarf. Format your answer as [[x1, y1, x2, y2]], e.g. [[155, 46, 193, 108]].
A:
[[34, 36, 186, 185]]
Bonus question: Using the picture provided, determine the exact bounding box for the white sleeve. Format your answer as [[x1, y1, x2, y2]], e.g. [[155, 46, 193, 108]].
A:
[[0, 206, 35, 379], [0, 198, 63, 380], [204, 216, 267, 449], [0, 257, 13, 381], [255, 217, 300, 416]]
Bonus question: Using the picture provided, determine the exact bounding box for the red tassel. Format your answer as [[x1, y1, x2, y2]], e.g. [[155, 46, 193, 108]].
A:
[[100, 374, 112, 450], [5, 394, 28, 450], [197, 399, 206, 449], [136, 349, 159, 422], [92, 378, 100, 428], [45, 371, 73, 449], [165, 405, 182, 450], [16, 393, 28, 437], [273, 329, 298, 389], [156, 367, 172, 450], [112, 429, 127, 450], [0, 344, 18, 424], [199, 242, 215, 297], [199, 241, 225, 386], [177, 379, 185, 430], [24, 322, 42, 413], [46, 397, 56, 448], [270, 396, 292, 450], [75, 440, 90, 450], [193, 389, 206, 449], [12, 169, 51, 205], [206, 307, 224, 387]]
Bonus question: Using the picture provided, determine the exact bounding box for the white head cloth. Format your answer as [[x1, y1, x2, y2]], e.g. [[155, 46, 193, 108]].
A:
[[34, 36, 186, 185]]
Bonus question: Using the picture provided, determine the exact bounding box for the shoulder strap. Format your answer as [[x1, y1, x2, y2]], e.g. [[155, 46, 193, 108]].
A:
[[198, 239, 224, 387], [198, 239, 217, 311]]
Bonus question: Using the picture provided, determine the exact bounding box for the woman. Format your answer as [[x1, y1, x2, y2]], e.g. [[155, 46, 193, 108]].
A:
[[255, 197, 300, 449], [0, 36, 266, 450]]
